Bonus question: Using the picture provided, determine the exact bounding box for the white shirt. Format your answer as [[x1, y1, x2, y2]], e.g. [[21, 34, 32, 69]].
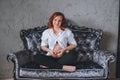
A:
[[41, 28, 77, 56]]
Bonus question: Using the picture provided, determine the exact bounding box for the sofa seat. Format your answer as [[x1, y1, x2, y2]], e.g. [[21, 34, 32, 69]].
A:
[[20, 61, 104, 79]]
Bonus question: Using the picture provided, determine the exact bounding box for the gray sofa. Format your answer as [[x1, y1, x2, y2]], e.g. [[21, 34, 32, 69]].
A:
[[7, 24, 115, 80]]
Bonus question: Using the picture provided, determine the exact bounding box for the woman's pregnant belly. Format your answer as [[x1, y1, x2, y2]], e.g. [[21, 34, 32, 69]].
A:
[[53, 42, 62, 54]]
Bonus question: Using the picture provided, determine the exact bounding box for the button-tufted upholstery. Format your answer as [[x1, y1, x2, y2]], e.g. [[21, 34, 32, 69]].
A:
[[20, 26, 47, 55], [69, 25, 103, 62], [7, 24, 115, 80]]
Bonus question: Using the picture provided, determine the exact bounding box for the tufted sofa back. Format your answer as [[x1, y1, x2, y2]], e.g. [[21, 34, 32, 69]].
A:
[[20, 26, 47, 55], [20, 25, 103, 62], [68, 24, 103, 61]]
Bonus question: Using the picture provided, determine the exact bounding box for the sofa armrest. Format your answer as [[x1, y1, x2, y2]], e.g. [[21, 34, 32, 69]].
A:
[[93, 50, 115, 68], [7, 50, 30, 67], [7, 50, 31, 79]]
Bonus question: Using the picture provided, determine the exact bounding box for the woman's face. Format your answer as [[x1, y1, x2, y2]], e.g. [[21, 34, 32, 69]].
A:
[[52, 15, 63, 28]]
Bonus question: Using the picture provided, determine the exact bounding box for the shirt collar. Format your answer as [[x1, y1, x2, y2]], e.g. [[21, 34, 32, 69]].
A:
[[50, 28, 64, 36]]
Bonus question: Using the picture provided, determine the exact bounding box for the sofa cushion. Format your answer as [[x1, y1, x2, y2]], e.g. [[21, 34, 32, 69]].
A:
[[20, 61, 104, 78], [21, 61, 40, 69], [21, 61, 102, 69]]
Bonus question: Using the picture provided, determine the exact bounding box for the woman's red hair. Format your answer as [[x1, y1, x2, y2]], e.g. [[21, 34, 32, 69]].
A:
[[48, 12, 67, 30]]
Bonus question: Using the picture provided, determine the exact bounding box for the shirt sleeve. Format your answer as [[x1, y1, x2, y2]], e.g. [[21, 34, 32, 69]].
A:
[[41, 30, 48, 46], [67, 29, 77, 45]]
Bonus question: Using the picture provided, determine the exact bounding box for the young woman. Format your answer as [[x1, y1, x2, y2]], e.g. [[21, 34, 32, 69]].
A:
[[35, 12, 78, 71]]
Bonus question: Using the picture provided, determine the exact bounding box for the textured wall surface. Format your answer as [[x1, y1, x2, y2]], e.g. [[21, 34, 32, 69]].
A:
[[0, 0, 119, 78]]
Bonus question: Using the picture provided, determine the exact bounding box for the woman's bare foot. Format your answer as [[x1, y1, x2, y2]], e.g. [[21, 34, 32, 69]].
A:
[[40, 65, 48, 68], [62, 65, 76, 72]]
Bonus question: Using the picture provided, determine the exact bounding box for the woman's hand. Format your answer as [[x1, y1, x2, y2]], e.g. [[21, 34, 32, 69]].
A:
[[55, 48, 66, 58], [48, 49, 57, 58]]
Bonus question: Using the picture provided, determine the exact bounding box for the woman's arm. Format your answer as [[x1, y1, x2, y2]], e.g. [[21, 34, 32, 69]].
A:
[[41, 46, 54, 55], [41, 46, 51, 53], [64, 44, 77, 52], [41, 46, 58, 58]]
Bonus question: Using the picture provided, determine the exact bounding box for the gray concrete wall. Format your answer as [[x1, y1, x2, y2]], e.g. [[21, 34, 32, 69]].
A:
[[0, 0, 119, 78]]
